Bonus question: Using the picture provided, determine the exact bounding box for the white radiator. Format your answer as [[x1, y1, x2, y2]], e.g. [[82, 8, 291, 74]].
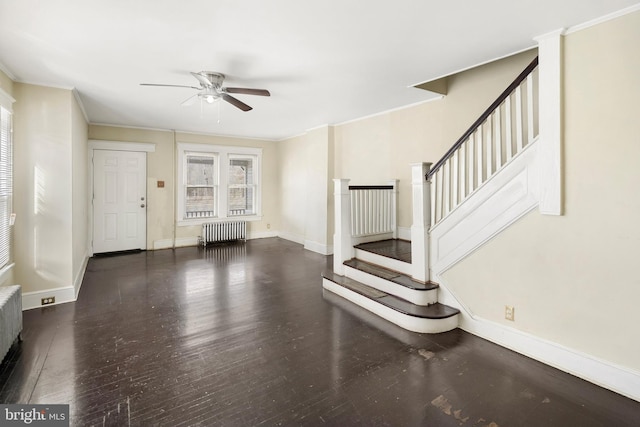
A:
[[200, 221, 246, 246], [0, 285, 22, 363]]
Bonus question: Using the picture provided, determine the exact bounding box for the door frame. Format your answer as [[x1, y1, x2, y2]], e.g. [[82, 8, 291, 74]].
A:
[[88, 140, 155, 255]]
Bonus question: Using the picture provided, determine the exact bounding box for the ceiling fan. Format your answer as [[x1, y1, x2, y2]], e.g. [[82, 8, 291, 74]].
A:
[[140, 71, 270, 112]]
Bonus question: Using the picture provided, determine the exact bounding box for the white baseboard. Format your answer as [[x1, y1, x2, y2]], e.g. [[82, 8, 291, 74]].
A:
[[304, 239, 333, 255], [175, 237, 199, 248], [397, 226, 411, 241], [153, 239, 174, 250], [248, 230, 279, 240], [433, 274, 640, 402], [22, 286, 76, 310], [278, 231, 305, 245], [73, 253, 90, 298], [462, 312, 640, 402]]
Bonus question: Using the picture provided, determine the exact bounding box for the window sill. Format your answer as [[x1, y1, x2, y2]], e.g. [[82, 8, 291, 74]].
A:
[[177, 215, 263, 227]]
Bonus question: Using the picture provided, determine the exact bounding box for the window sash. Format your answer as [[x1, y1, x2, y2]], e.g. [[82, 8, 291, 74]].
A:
[[0, 106, 12, 268]]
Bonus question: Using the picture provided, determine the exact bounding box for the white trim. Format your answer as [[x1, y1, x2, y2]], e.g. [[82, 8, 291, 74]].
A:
[[565, 3, 640, 34], [396, 226, 411, 241], [434, 273, 640, 402], [323, 278, 458, 334], [303, 239, 333, 255], [22, 286, 76, 310], [72, 89, 90, 123], [0, 262, 15, 285], [344, 264, 437, 306], [0, 62, 16, 81], [409, 45, 539, 88], [175, 237, 199, 247], [535, 31, 563, 216], [89, 139, 156, 152], [91, 123, 279, 142], [154, 239, 174, 250], [354, 248, 412, 276], [334, 96, 444, 127], [0, 88, 15, 111], [73, 254, 90, 298], [278, 231, 305, 245], [430, 141, 539, 274], [177, 215, 263, 227], [247, 230, 278, 240]]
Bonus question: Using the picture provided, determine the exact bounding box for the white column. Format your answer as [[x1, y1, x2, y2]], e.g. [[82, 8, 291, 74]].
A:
[[388, 179, 399, 239], [535, 29, 564, 215], [410, 163, 432, 283], [333, 179, 353, 275]]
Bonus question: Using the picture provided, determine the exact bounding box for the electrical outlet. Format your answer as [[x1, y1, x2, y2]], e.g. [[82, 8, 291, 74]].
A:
[[505, 305, 515, 321], [41, 296, 55, 305]]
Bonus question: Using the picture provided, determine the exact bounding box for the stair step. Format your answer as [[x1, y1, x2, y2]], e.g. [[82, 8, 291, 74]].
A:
[[344, 258, 437, 291], [354, 239, 412, 263], [322, 271, 460, 333]]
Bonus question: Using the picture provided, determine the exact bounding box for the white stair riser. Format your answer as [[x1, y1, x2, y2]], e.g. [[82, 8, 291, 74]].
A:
[[323, 279, 458, 334], [344, 265, 437, 306], [354, 248, 412, 276]]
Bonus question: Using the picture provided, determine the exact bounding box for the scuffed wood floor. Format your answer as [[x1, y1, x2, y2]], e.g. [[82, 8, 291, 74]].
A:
[[0, 238, 638, 426]]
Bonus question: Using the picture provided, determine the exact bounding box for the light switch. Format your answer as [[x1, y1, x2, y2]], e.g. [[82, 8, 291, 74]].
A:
[[157, 180, 165, 188]]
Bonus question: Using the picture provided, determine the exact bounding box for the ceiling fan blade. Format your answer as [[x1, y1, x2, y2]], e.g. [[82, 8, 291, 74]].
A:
[[140, 83, 200, 89], [222, 94, 252, 112], [181, 94, 199, 106], [225, 87, 271, 96], [191, 72, 212, 87]]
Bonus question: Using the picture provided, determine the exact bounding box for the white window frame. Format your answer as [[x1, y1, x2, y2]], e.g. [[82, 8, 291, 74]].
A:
[[0, 88, 14, 274], [177, 143, 262, 226]]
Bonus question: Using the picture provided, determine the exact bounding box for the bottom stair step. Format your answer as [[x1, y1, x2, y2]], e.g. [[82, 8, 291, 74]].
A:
[[322, 271, 459, 334]]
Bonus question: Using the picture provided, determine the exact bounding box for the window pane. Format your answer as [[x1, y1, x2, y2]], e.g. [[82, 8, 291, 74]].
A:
[[229, 158, 253, 185], [228, 186, 254, 216], [187, 155, 215, 186], [185, 186, 216, 219]]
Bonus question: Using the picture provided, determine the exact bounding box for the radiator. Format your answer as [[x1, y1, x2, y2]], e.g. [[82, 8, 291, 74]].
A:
[[200, 221, 246, 246], [0, 285, 22, 363]]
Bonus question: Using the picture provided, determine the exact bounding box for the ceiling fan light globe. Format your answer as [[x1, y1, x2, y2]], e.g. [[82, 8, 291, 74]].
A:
[[206, 95, 215, 104]]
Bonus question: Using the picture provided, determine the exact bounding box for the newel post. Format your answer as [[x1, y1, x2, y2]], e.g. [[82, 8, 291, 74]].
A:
[[389, 179, 399, 239], [333, 179, 353, 275], [410, 163, 432, 283]]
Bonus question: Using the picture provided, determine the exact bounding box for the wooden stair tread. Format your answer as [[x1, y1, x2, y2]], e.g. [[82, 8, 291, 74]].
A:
[[343, 258, 438, 291], [322, 271, 459, 320], [354, 239, 412, 263]]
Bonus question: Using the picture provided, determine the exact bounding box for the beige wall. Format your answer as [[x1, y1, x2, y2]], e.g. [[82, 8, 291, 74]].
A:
[[13, 84, 75, 293], [334, 49, 539, 228], [0, 69, 13, 97], [88, 126, 279, 247], [71, 93, 89, 291], [277, 126, 334, 252], [443, 11, 640, 371]]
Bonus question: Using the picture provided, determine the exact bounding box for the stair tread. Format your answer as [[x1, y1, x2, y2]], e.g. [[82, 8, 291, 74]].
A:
[[354, 239, 412, 263], [323, 271, 459, 320], [344, 258, 438, 291]]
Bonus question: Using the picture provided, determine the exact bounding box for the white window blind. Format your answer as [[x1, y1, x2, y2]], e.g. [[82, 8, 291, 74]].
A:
[[0, 105, 12, 268]]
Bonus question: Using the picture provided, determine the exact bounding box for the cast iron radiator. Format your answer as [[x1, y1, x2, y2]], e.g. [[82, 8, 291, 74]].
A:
[[0, 285, 22, 363], [199, 221, 247, 246]]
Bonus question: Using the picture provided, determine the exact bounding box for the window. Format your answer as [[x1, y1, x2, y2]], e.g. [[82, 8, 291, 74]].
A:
[[185, 153, 217, 218], [228, 156, 256, 216], [177, 143, 261, 224], [0, 94, 13, 269]]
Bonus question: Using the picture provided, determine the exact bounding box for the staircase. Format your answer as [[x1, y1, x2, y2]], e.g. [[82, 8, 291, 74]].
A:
[[324, 57, 541, 335], [322, 239, 459, 333]]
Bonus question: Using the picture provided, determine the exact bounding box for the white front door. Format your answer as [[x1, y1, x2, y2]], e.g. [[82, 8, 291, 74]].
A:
[[93, 150, 147, 253]]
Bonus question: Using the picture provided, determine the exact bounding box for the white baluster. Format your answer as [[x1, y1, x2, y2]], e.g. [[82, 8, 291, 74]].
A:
[[477, 125, 484, 186], [468, 134, 475, 193], [515, 85, 523, 152], [486, 118, 493, 178], [460, 140, 467, 200], [527, 73, 535, 144], [452, 150, 459, 208], [495, 105, 502, 169], [505, 95, 513, 161]]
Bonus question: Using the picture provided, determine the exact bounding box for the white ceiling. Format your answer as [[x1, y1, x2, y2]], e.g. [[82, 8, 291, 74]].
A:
[[0, 1, 638, 140]]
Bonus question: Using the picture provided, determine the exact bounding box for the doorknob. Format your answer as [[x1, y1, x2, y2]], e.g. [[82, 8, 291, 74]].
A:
[[140, 204, 146, 208]]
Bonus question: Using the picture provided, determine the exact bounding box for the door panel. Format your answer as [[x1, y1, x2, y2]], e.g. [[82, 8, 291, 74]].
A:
[[93, 150, 147, 253]]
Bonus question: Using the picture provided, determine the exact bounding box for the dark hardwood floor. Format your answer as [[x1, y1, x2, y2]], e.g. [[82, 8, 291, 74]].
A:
[[0, 238, 639, 426]]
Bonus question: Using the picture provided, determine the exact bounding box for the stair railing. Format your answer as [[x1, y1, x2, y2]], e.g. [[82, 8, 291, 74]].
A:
[[333, 179, 398, 275], [427, 57, 539, 227]]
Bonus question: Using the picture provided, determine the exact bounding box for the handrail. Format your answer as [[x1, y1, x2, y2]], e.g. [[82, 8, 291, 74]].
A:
[[427, 56, 538, 179]]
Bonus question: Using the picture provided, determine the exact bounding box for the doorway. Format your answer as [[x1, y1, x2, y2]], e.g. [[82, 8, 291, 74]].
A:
[[92, 149, 147, 253]]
